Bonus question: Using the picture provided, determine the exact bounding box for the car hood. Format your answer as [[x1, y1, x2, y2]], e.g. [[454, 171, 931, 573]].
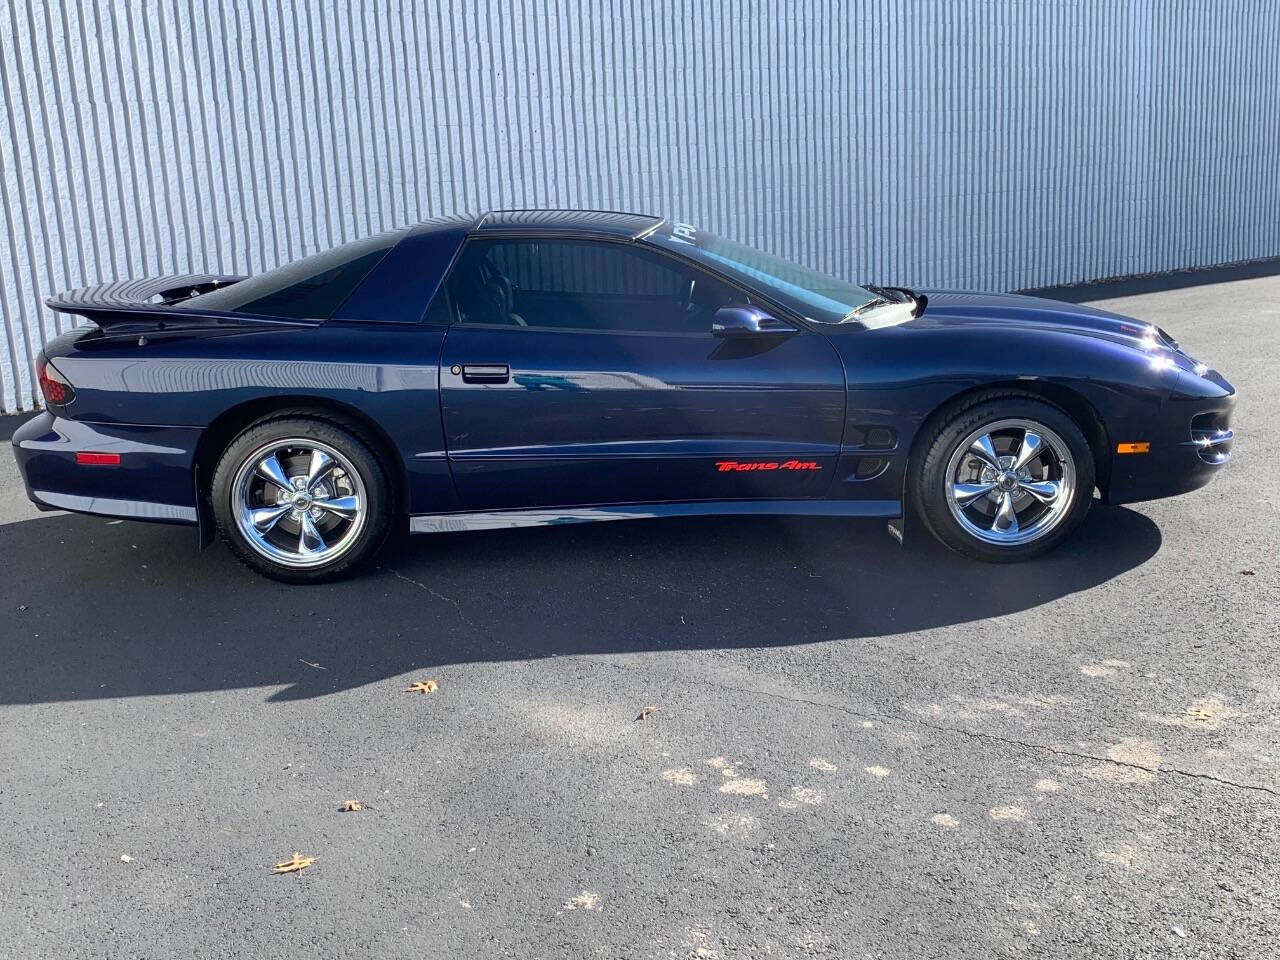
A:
[[910, 288, 1163, 349]]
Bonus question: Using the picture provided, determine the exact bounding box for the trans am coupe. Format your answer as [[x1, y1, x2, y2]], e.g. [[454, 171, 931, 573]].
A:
[[14, 210, 1234, 582]]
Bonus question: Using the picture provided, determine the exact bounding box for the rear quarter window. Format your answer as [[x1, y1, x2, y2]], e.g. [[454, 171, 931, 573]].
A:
[[178, 231, 403, 320]]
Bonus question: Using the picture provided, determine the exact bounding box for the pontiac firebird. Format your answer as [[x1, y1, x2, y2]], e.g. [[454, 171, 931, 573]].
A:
[[13, 210, 1235, 582]]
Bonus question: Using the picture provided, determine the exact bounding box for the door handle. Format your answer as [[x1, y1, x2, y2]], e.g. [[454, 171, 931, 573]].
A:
[[460, 363, 510, 384]]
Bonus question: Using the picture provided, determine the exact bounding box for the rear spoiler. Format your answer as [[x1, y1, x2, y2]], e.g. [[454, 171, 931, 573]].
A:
[[45, 274, 319, 332]]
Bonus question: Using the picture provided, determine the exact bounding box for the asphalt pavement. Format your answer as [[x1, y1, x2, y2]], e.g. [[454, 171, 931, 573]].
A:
[[1, 274, 1277, 959]]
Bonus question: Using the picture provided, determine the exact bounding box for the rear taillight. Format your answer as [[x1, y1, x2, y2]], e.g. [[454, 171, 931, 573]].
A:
[[36, 356, 75, 407]]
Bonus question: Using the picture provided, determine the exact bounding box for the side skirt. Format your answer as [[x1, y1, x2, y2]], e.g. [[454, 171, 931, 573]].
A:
[[409, 499, 901, 534]]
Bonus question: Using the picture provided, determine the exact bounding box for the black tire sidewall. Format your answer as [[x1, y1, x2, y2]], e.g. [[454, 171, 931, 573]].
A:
[[211, 416, 392, 583], [913, 396, 1096, 563]]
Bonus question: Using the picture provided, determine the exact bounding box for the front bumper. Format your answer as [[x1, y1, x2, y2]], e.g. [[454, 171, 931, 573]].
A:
[[11, 412, 201, 524], [1103, 372, 1235, 505]]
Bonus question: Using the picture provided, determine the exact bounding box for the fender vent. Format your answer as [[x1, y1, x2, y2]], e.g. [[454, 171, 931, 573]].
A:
[[846, 425, 897, 450], [848, 457, 889, 481]]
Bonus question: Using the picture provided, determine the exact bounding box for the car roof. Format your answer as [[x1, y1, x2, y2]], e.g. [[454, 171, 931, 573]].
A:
[[471, 209, 664, 239]]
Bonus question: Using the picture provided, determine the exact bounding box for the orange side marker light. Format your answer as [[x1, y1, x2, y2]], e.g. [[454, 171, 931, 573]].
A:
[[1116, 442, 1150, 455]]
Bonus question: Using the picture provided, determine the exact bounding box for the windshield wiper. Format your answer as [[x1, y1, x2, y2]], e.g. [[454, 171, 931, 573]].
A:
[[840, 285, 921, 328], [847, 284, 923, 320], [849, 298, 891, 316], [839, 286, 897, 322]]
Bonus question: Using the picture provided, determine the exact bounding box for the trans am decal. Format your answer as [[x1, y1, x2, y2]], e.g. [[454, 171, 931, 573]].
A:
[[715, 460, 821, 472]]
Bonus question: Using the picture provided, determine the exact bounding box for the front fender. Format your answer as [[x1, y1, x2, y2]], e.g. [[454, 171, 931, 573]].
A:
[[823, 324, 1177, 506]]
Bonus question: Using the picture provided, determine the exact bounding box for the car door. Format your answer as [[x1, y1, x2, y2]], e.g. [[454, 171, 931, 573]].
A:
[[437, 236, 846, 510]]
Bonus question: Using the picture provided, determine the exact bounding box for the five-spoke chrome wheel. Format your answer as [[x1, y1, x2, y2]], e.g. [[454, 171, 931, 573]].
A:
[[944, 418, 1076, 546], [230, 438, 368, 569]]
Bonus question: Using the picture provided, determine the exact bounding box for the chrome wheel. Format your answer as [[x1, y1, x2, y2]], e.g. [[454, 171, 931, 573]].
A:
[[944, 418, 1076, 547], [230, 438, 367, 569]]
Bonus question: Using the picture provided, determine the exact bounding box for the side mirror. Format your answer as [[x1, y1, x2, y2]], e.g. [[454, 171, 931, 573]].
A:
[[712, 304, 792, 337]]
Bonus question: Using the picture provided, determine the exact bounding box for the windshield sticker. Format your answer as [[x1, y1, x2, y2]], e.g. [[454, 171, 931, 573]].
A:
[[668, 222, 698, 245]]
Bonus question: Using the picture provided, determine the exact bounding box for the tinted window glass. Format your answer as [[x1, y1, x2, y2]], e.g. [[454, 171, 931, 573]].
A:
[[177, 230, 403, 319], [647, 221, 877, 324], [446, 239, 751, 333]]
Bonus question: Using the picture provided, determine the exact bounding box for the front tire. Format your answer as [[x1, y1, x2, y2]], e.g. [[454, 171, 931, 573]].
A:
[[211, 416, 393, 583], [912, 394, 1095, 563]]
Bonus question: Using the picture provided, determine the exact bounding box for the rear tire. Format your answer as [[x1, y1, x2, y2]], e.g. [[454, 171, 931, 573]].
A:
[[911, 394, 1095, 563], [211, 415, 392, 583]]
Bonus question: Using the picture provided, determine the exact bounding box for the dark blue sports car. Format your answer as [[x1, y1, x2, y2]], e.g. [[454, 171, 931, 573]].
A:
[[13, 210, 1234, 582]]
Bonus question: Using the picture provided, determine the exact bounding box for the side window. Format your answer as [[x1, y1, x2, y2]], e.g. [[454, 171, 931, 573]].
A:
[[186, 232, 399, 320], [445, 239, 751, 333]]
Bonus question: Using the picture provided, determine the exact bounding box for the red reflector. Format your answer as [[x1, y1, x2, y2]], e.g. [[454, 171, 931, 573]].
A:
[[76, 452, 121, 466]]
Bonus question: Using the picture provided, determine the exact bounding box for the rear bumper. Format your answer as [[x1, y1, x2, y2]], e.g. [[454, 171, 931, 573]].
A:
[[1103, 379, 1235, 505], [11, 412, 201, 524]]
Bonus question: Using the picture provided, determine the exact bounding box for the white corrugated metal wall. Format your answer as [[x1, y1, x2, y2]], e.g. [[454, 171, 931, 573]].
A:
[[1, 1, 1277, 412]]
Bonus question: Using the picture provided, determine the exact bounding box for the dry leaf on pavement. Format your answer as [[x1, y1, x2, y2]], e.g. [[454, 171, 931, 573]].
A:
[[340, 800, 363, 812], [635, 705, 659, 721], [405, 680, 438, 695], [273, 853, 317, 874]]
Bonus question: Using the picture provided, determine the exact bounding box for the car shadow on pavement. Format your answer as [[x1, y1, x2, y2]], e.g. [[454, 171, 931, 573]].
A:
[[0, 503, 1160, 704]]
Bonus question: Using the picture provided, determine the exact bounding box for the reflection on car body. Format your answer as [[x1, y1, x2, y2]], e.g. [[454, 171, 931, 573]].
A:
[[13, 209, 1234, 582]]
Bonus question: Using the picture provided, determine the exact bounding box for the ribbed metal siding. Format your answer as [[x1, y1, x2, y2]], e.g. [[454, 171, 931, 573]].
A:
[[1, 1, 1277, 412]]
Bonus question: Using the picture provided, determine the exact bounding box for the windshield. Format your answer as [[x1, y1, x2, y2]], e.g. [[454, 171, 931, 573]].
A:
[[176, 230, 405, 319], [646, 221, 880, 324]]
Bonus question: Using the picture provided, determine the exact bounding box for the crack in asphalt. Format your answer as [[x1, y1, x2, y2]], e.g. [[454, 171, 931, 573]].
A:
[[384, 567, 476, 626], [613, 662, 1280, 800], [902, 714, 1280, 800]]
